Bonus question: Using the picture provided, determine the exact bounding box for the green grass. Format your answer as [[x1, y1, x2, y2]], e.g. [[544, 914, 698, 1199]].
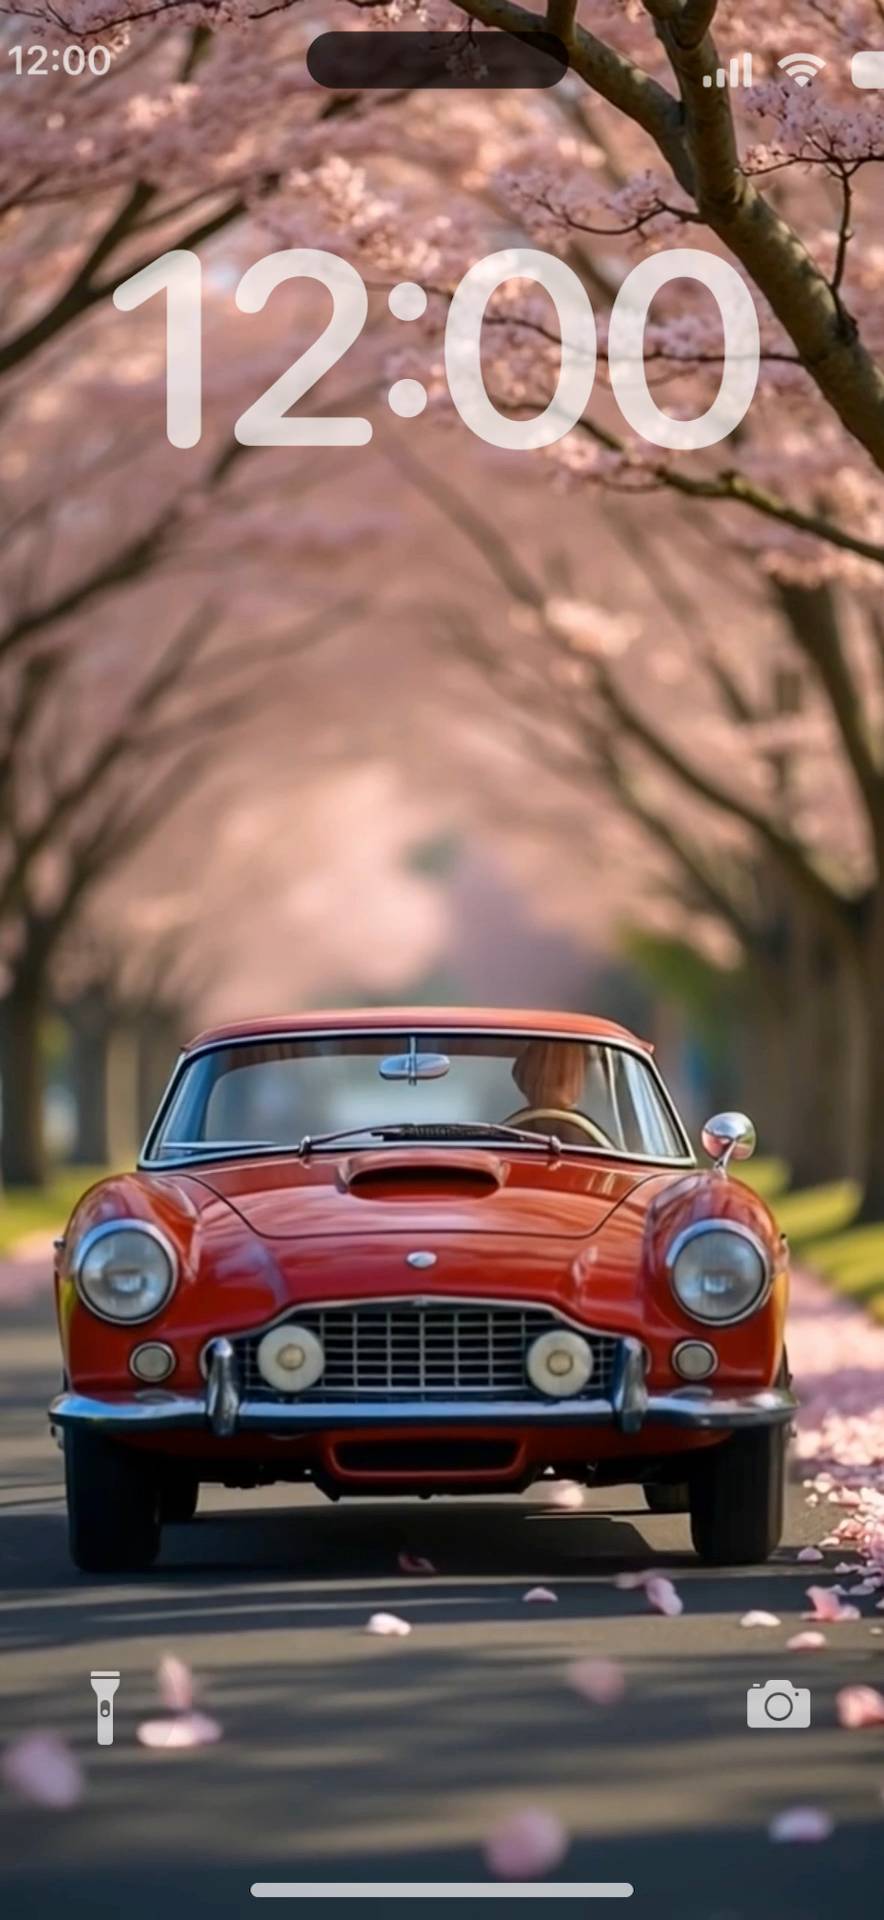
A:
[[0, 1168, 108, 1256], [744, 1159, 884, 1321]]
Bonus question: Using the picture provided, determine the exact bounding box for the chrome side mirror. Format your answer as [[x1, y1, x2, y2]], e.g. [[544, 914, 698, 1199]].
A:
[[701, 1111, 756, 1174]]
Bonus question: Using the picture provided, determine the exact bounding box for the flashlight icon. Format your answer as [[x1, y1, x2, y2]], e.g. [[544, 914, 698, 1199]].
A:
[[90, 1670, 120, 1746]]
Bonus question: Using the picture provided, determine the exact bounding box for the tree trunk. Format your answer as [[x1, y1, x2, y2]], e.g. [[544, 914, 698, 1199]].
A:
[[0, 965, 47, 1187], [853, 898, 884, 1221], [67, 995, 110, 1166]]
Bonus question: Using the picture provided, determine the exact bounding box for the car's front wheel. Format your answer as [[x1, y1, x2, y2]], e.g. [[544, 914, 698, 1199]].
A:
[[159, 1468, 200, 1525], [688, 1424, 786, 1565], [64, 1427, 161, 1573]]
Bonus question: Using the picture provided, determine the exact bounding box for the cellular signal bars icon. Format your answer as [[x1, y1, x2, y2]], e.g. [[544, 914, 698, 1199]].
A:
[[703, 53, 753, 89]]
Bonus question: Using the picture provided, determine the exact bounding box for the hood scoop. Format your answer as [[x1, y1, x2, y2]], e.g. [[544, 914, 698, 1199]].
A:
[[340, 1149, 506, 1199]]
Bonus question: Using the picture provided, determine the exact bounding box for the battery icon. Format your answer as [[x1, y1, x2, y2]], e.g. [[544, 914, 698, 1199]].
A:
[[851, 51, 884, 87]]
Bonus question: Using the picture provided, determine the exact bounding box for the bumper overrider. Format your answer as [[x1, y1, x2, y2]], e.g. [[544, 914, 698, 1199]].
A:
[[50, 1335, 798, 1440]]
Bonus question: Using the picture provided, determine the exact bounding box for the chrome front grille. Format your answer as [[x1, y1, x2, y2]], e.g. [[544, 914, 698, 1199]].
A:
[[234, 1301, 619, 1403]]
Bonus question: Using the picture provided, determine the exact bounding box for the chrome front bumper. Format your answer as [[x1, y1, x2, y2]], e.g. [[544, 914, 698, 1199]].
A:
[[50, 1336, 798, 1441]]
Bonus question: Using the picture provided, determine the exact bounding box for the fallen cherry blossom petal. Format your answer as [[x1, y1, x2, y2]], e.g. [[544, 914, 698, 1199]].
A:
[[523, 1587, 558, 1604], [797, 1547, 824, 1563], [836, 1686, 884, 1729], [157, 1654, 193, 1714], [483, 1808, 568, 1881], [614, 1571, 651, 1591], [397, 1553, 436, 1575], [786, 1631, 827, 1651], [802, 1586, 861, 1623], [136, 1713, 222, 1750], [847, 1581, 879, 1596], [834, 1562, 865, 1574], [645, 1575, 683, 1617], [566, 1658, 626, 1705], [740, 1610, 781, 1628], [1, 1733, 84, 1808], [769, 1807, 833, 1844], [366, 1611, 412, 1637], [543, 1480, 585, 1510]]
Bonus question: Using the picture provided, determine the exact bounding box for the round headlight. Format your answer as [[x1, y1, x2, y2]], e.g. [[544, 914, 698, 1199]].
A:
[[526, 1328, 593, 1398], [669, 1225, 768, 1325], [75, 1222, 176, 1324]]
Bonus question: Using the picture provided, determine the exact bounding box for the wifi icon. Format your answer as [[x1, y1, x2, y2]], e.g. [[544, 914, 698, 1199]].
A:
[[777, 52, 826, 86]]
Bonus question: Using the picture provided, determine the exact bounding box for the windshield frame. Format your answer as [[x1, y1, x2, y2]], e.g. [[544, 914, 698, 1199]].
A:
[[139, 1025, 696, 1171]]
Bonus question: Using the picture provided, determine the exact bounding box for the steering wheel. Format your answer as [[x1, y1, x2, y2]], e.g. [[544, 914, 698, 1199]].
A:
[[504, 1106, 616, 1149]]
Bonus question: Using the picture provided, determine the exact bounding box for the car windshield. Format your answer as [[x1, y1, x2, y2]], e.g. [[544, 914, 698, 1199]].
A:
[[147, 1031, 690, 1164]]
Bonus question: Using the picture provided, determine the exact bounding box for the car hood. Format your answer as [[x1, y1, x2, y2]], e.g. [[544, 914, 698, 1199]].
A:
[[185, 1147, 666, 1242]]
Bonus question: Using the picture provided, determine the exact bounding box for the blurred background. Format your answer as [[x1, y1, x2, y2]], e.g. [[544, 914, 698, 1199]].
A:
[[1, 4, 880, 1272]]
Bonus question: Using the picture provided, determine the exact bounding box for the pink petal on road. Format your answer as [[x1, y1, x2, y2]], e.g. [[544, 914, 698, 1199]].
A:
[[802, 1586, 861, 1623], [740, 1611, 781, 1628], [397, 1553, 436, 1575], [543, 1481, 585, 1511], [1, 1733, 84, 1808], [566, 1658, 626, 1706], [786, 1631, 827, 1651], [614, 1572, 651, 1591], [365, 1612, 412, 1637], [523, 1587, 558, 1603], [645, 1575, 683, 1617], [157, 1654, 193, 1714], [769, 1807, 833, 1844], [797, 1547, 824, 1563], [484, 1808, 568, 1881], [137, 1713, 222, 1750], [847, 1581, 879, 1596], [836, 1686, 884, 1729]]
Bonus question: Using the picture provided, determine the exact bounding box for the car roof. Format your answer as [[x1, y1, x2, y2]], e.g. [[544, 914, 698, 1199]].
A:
[[183, 1007, 651, 1054]]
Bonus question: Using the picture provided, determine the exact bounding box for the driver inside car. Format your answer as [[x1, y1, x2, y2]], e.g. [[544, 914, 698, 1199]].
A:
[[506, 1040, 601, 1146]]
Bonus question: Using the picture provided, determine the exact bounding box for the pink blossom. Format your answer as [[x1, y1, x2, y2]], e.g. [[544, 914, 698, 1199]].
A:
[[802, 1586, 861, 1623], [836, 1686, 884, 1729], [645, 1575, 683, 1617], [796, 1547, 824, 1563], [542, 1480, 585, 1510], [786, 1631, 827, 1651], [740, 1610, 781, 1628], [483, 1809, 568, 1880], [365, 1612, 412, 1637], [566, 1658, 626, 1705], [157, 1654, 193, 1714], [769, 1807, 834, 1844], [136, 1713, 222, 1750], [523, 1587, 558, 1604], [1, 1733, 84, 1808]]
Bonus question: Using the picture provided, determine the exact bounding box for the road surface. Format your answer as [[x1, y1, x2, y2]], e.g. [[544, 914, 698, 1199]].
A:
[[1, 1251, 882, 1919]]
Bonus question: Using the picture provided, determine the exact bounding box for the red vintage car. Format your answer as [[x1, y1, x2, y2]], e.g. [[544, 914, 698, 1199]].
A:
[[50, 1008, 794, 1573]]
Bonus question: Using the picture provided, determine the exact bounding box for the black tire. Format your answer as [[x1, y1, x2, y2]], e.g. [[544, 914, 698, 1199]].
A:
[[643, 1481, 690, 1514], [160, 1470, 199, 1525], [64, 1426, 161, 1573], [689, 1424, 786, 1565]]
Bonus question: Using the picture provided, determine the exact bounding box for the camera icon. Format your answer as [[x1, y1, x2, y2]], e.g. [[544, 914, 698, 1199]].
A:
[[746, 1679, 811, 1729]]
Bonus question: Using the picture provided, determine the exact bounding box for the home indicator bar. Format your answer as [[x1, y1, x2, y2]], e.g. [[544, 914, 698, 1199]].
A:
[[251, 1887, 634, 1900]]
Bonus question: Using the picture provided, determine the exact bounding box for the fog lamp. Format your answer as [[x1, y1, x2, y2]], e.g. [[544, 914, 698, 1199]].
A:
[[526, 1328, 593, 1398], [672, 1339, 718, 1381], [256, 1323, 324, 1393], [130, 1342, 176, 1382]]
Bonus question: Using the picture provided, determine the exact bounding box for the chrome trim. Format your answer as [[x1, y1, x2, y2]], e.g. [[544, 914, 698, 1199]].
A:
[[129, 1341, 177, 1383], [666, 1218, 773, 1327], [202, 1291, 625, 1348], [205, 1337, 239, 1437], [611, 1335, 648, 1434], [139, 1025, 695, 1169], [48, 1382, 798, 1435], [71, 1218, 179, 1326]]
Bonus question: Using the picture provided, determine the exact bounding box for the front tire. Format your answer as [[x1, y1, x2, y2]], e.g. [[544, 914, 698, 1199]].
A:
[[689, 1424, 786, 1565], [64, 1427, 161, 1573], [160, 1470, 199, 1525]]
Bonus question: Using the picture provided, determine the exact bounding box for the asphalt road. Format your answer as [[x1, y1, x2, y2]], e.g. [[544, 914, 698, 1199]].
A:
[[1, 1261, 882, 1920]]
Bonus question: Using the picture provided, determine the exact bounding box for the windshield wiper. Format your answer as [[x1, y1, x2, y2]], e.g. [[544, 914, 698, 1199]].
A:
[[297, 1120, 560, 1157]]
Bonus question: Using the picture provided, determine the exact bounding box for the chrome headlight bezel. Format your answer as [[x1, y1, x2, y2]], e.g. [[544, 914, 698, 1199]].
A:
[[666, 1219, 772, 1327], [73, 1219, 178, 1325]]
